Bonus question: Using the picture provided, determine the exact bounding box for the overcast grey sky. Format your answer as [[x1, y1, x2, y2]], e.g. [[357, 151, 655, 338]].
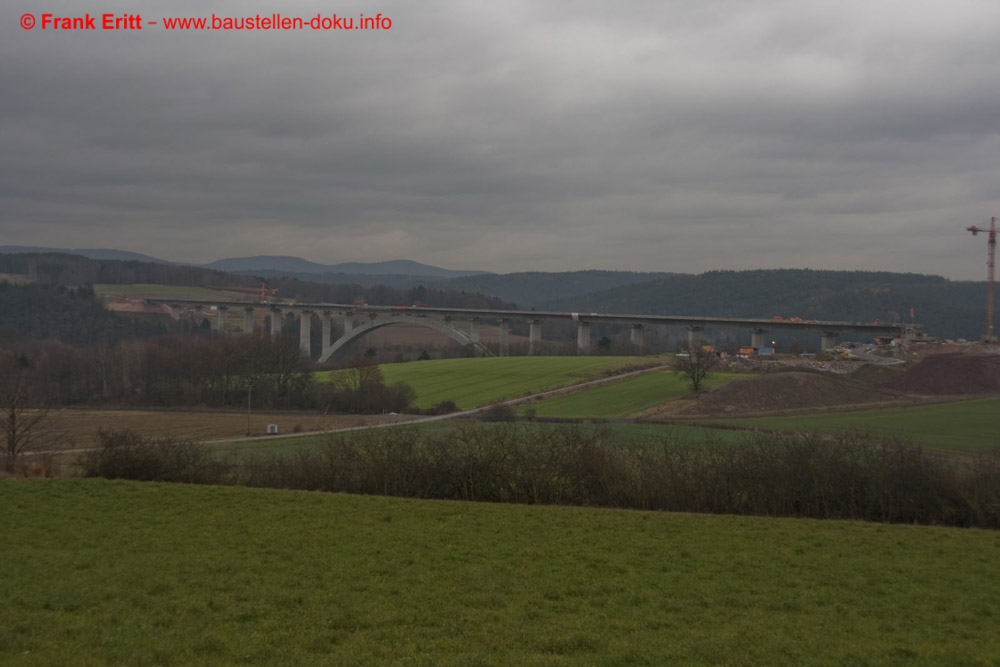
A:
[[4, 0, 1000, 278]]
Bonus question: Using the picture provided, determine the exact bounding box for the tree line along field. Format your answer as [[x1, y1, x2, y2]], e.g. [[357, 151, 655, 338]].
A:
[[3, 479, 998, 666]]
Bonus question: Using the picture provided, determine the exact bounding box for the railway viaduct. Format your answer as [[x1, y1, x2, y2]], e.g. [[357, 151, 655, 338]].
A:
[[159, 299, 921, 362]]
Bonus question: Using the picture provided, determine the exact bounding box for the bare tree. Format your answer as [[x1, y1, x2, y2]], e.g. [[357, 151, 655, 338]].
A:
[[1, 352, 49, 473], [338, 355, 386, 413], [676, 347, 720, 393]]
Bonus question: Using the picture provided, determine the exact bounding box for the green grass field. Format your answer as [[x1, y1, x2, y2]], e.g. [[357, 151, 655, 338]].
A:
[[318, 356, 660, 409], [94, 283, 254, 301], [3, 479, 999, 665], [521, 371, 742, 419], [704, 396, 1000, 453]]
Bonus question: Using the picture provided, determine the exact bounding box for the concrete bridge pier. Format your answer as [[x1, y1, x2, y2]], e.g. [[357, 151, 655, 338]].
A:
[[687, 326, 702, 352], [751, 328, 767, 350], [322, 311, 334, 360], [497, 319, 510, 356], [821, 331, 837, 351], [577, 321, 591, 355], [216, 306, 228, 334], [630, 324, 644, 354], [529, 320, 543, 355], [243, 307, 255, 334], [270, 307, 282, 337], [343, 314, 354, 335], [300, 310, 312, 355], [468, 317, 480, 344]]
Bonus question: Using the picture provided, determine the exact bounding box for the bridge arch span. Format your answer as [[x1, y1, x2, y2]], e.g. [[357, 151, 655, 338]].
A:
[[319, 316, 492, 362]]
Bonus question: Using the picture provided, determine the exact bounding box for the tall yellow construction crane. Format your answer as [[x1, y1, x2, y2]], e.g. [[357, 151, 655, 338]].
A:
[[967, 216, 998, 343]]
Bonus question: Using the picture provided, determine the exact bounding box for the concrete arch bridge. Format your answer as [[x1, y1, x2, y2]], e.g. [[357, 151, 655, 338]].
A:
[[160, 299, 922, 362], [317, 312, 492, 362]]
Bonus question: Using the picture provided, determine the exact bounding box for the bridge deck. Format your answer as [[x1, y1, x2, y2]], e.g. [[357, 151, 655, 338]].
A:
[[158, 299, 916, 335]]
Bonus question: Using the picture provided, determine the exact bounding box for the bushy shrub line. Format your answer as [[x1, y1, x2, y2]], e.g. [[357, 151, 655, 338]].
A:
[[81, 429, 229, 484], [81, 427, 1000, 528]]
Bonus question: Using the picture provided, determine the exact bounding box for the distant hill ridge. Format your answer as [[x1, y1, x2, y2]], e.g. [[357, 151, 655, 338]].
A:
[[0, 246, 169, 264], [205, 255, 487, 279], [0, 247, 485, 279], [533, 268, 986, 341]]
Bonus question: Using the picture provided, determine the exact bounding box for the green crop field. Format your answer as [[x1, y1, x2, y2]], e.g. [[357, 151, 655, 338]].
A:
[[704, 396, 1000, 453], [94, 283, 254, 301], [3, 479, 999, 665], [213, 422, 748, 459], [318, 356, 661, 409], [521, 371, 743, 419]]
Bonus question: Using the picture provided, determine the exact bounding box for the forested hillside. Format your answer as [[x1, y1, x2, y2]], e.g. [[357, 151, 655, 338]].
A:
[[0, 253, 515, 310], [537, 269, 985, 341], [0, 284, 172, 346], [434, 270, 675, 307], [259, 279, 512, 310], [0, 253, 244, 288]]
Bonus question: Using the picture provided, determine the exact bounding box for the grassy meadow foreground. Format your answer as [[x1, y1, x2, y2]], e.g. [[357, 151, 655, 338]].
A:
[[4, 479, 1000, 666]]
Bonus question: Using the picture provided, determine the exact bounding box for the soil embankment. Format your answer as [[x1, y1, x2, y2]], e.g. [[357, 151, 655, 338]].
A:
[[876, 352, 1000, 395], [673, 349, 1000, 417], [678, 371, 887, 416]]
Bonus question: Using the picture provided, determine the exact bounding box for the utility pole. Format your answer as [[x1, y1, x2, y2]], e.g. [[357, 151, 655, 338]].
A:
[[246, 383, 254, 436], [966, 217, 998, 343]]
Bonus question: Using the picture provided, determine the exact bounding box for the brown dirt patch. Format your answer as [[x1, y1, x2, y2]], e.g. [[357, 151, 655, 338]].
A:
[[39, 408, 409, 450], [680, 371, 890, 416], [877, 352, 1000, 395]]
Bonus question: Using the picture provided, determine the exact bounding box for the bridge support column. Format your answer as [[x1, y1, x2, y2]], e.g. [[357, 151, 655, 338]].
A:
[[821, 332, 837, 351], [577, 322, 591, 355], [216, 306, 228, 334], [270, 308, 282, 337], [321, 311, 333, 360], [468, 318, 480, 344], [300, 311, 312, 356], [498, 319, 509, 357], [751, 329, 767, 350], [630, 324, 644, 354], [343, 314, 354, 334], [529, 320, 543, 355], [687, 326, 702, 352], [243, 307, 254, 334]]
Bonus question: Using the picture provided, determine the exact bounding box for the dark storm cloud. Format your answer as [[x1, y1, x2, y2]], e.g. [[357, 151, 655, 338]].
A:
[[3, 0, 999, 276]]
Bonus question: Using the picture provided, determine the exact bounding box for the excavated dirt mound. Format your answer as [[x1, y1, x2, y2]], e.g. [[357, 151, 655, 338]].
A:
[[680, 371, 889, 416], [878, 353, 1000, 395]]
